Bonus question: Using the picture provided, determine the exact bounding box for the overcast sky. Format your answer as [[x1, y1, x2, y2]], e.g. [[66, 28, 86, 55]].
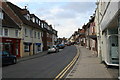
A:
[[7, 0, 96, 38]]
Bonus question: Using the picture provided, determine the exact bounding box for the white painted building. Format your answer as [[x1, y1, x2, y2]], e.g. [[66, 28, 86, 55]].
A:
[[96, 0, 120, 66]]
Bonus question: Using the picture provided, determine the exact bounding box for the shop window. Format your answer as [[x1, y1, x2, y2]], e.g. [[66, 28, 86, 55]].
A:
[[4, 28, 9, 36], [24, 44, 30, 52], [38, 45, 41, 52]]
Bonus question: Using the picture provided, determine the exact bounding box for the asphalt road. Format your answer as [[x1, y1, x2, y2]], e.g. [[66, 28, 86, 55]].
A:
[[2, 45, 77, 78]]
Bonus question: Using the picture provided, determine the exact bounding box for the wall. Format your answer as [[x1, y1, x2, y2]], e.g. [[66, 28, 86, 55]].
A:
[[1, 27, 20, 39], [100, 2, 119, 31]]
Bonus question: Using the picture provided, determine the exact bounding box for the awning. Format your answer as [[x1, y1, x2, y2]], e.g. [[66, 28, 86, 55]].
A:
[[35, 43, 41, 45], [24, 42, 32, 45]]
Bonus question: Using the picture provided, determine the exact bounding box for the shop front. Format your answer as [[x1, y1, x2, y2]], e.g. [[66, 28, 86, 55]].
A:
[[34, 43, 42, 54], [104, 15, 119, 66], [0, 37, 21, 57]]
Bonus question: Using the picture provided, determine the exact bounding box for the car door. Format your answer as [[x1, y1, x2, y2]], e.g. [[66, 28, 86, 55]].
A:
[[2, 51, 11, 64]]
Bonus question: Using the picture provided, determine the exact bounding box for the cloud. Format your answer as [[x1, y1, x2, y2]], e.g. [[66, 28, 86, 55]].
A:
[[7, 0, 30, 4], [61, 2, 96, 13], [6, 1, 96, 38], [34, 2, 96, 38]]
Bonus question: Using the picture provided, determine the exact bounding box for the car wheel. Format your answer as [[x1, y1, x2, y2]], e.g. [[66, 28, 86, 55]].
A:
[[13, 58, 17, 64]]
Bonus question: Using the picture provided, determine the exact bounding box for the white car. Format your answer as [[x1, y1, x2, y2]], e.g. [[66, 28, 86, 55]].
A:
[[47, 45, 59, 54]]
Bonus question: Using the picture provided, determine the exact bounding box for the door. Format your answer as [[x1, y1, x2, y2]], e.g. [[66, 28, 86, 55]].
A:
[[109, 35, 119, 64]]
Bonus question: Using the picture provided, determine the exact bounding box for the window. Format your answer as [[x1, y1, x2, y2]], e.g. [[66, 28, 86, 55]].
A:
[[34, 31, 36, 38], [30, 30, 33, 38], [0, 28, 3, 36], [41, 32, 43, 37], [32, 17, 35, 23], [38, 45, 41, 52], [0, 12, 3, 19], [41, 23, 44, 28], [15, 30, 19, 37], [38, 32, 40, 39], [47, 33, 49, 37], [4, 28, 8, 36], [24, 14, 30, 20], [36, 19, 39, 24], [24, 44, 30, 52], [39, 21, 41, 26], [25, 28, 27, 37]]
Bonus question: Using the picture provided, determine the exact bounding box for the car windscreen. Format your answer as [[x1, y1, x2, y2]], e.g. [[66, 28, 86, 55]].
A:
[[0, 51, 9, 55]]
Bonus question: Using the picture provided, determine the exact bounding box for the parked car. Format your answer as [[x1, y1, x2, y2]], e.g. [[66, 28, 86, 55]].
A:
[[57, 44, 65, 49], [0, 51, 17, 65], [47, 45, 59, 54]]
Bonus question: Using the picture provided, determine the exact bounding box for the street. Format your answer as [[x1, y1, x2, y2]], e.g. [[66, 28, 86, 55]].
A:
[[2, 45, 77, 78]]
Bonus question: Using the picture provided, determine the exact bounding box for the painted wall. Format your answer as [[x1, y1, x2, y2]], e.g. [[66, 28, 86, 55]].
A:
[[1, 27, 20, 39], [100, 2, 119, 31]]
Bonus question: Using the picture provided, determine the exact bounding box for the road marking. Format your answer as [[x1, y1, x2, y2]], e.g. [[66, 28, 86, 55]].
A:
[[54, 45, 80, 80]]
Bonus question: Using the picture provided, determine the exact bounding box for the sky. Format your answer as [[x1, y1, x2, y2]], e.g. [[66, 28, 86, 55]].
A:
[[7, 0, 97, 38]]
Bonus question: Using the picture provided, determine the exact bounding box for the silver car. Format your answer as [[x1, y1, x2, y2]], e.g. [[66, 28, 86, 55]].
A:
[[47, 45, 59, 54]]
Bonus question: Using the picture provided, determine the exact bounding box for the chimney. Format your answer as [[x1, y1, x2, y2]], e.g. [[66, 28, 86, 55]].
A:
[[25, 6, 27, 9]]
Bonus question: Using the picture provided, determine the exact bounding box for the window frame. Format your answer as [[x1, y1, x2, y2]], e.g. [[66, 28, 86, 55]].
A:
[[24, 44, 30, 52], [15, 29, 19, 37], [0, 11, 3, 19], [4, 28, 9, 37]]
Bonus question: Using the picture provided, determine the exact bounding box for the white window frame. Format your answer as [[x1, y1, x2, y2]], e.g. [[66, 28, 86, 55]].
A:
[[38, 32, 40, 39], [30, 29, 33, 38], [24, 44, 30, 52], [0, 28, 3, 36], [4, 28, 9, 36], [37, 45, 41, 52], [34, 31, 36, 38], [36, 19, 39, 24], [25, 28, 27, 37], [39, 21, 41, 26], [32, 17, 35, 23], [15, 29, 19, 37], [0, 12, 3, 19]]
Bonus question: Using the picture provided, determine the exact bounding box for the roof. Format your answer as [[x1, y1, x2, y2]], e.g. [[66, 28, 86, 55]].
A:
[[2, 10, 19, 28], [6, 2, 43, 30]]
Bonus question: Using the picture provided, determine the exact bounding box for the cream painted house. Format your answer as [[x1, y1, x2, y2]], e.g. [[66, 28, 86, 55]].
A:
[[7, 2, 43, 57]]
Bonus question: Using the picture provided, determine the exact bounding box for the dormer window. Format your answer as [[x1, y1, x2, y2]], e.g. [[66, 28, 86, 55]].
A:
[[39, 21, 41, 26], [24, 14, 30, 20], [41, 23, 44, 28], [32, 17, 35, 23], [36, 19, 39, 24], [0, 11, 3, 19]]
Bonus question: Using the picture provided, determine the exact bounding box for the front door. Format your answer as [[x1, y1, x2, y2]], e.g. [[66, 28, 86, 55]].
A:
[[109, 35, 119, 64]]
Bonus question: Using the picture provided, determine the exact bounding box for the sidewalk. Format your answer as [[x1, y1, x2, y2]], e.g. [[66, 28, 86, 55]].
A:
[[17, 51, 48, 62], [66, 46, 118, 79]]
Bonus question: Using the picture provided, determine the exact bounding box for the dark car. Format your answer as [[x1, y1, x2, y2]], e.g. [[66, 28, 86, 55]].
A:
[[0, 51, 17, 65], [57, 44, 65, 49]]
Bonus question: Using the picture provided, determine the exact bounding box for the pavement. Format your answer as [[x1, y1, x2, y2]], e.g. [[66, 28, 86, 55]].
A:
[[66, 46, 119, 79], [17, 51, 48, 62]]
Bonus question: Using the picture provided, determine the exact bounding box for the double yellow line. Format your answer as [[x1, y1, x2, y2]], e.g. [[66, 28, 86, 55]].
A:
[[54, 46, 80, 80]]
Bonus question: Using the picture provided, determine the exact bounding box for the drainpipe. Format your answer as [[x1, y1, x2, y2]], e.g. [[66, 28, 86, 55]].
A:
[[118, 13, 120, 80], [97, 1, 102, 62]]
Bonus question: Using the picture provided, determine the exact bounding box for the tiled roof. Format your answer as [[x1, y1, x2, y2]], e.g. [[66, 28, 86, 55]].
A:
[[7, 2, 43, 30], [2, 10, 19, 28]]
